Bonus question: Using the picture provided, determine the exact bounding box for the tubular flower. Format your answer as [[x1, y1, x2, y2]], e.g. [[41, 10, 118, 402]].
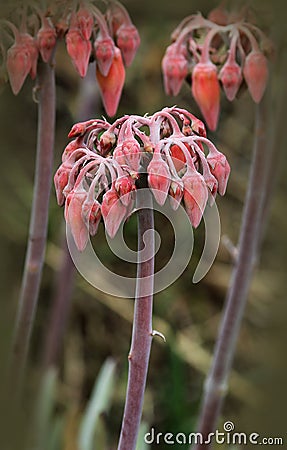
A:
[[162, 8, 273, 129], [55, 107, 230, 251]]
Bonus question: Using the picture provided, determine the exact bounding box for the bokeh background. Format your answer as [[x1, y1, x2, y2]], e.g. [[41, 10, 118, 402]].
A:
[[0, 0, 286, 449]]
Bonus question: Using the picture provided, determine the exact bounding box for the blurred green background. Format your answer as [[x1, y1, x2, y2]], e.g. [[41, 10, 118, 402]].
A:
[[0, 0, 286, 449]]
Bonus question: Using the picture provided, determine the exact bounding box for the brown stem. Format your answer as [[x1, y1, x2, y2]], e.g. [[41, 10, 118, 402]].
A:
[[9, 60, 56, 392], [193, 96, 269, 449], [117, 189, 154, 450]]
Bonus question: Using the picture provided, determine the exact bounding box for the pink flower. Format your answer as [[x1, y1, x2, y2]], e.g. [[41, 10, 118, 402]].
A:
[[94, 35, 115, 76], [121, 139, 141, 172], [101, 188, 127, 238], [162, 44, 188, 96], [147, 151, 171, 205], [182, 169, 208, 228], [76, 6, 94, 41], [192, 62, 220, 131], [82, 199, 102, 236], [36, 18, 57, 63], [207, 152, 230, 195], [65, 28, 91, 77], [96, 47, 125, 117], [219, 59, 242, 101], [115, 175, 136, 206], [6, 43, 31, 94], [116, 24, 140, 66], [66, 187, 89, 251], [243, 50, 268, 103]]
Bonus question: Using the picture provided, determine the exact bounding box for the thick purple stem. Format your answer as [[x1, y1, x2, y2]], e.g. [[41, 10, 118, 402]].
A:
[[10, 60, 56, 390], [193, 97, 269, 449], [117, 189, 154, 450]]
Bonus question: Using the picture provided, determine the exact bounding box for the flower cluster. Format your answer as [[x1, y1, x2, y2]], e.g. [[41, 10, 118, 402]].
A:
[[54, 107, 230, 251], [0, 0, 140, 116], [162, 5, 273, 130]]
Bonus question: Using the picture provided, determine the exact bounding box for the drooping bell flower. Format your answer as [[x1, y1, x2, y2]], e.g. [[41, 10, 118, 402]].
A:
[[121, 138, 141, 172], [82, 198, 102, 236], [96, 47, 125, 117], [66, 186, 89, 251], [182, 169, 208, 228], [207, 151, 231, 196], [101, 188, 127, 238], [65, 27, 91, 77], [76, 5, 94, 41], [116, 24, 140, 66], [6, 40, 32, 94], [94, 35, 115, 76], [219, 58, 242, 101], [115, 175, 136, 206], [243, 50, 268, 103], [162, 44, 188, 96], [147, 151, 171, 206], [191, 61, 220, 131], [21, 33, 38, 80], [36, 17, 57, 63]]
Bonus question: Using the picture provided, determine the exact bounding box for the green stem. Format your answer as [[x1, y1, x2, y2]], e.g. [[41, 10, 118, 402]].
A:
[[193, 96, 269, 449], [9, 60, 56, 392], [117, 189, 154, 450]]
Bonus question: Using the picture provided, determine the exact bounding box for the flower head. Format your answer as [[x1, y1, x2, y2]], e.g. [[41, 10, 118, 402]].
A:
[[55, 107, 230, 251], [162, 8, 273, 129]]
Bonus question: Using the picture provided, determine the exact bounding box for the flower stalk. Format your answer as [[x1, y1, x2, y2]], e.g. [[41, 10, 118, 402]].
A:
[[10, 59, 56, 391], [117, 189, 154, 450], [192, 95, 269, 449]]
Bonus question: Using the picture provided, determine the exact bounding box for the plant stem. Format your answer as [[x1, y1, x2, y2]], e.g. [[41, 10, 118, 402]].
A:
[[193, 96, 269, 449], [9, 60, 56, 391], [117, 189, 155, 450]]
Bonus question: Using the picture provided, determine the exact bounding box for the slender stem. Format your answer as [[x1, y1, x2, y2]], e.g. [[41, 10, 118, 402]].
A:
[[42, 237, 75, 369], [193, 96, 269, 449], [9, 60, 56, 391], [117, 189, 155, 450]]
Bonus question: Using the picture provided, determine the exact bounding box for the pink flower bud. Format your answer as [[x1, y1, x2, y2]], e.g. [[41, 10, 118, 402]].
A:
[[54, 164, 70, 206], [96, 47, 125, 117], [94, 35, 115, 76], [6, 43, 31, 94], [82, 199, 101, 236], [101, 188, 127, 238], [122, 139, 141, 171], [162, 45, 188, 96], [66, 187, 89, 251], [99, 130, 117, 154], [22, 33, 38, 80], [76, 6, 94, 41], [113, 145, 126, 166], [183, 170, 208, 228], [207, 152, 230, 196], [66, 28, 91, 77], [191, 62, 220, 131], [37, 19, 57, 63], [115, 175, 135, 206], [243, 50, 268, 103], [147, 152, 171, 205], [219, 59, 242, 101], [116, 24, 140, 66]]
